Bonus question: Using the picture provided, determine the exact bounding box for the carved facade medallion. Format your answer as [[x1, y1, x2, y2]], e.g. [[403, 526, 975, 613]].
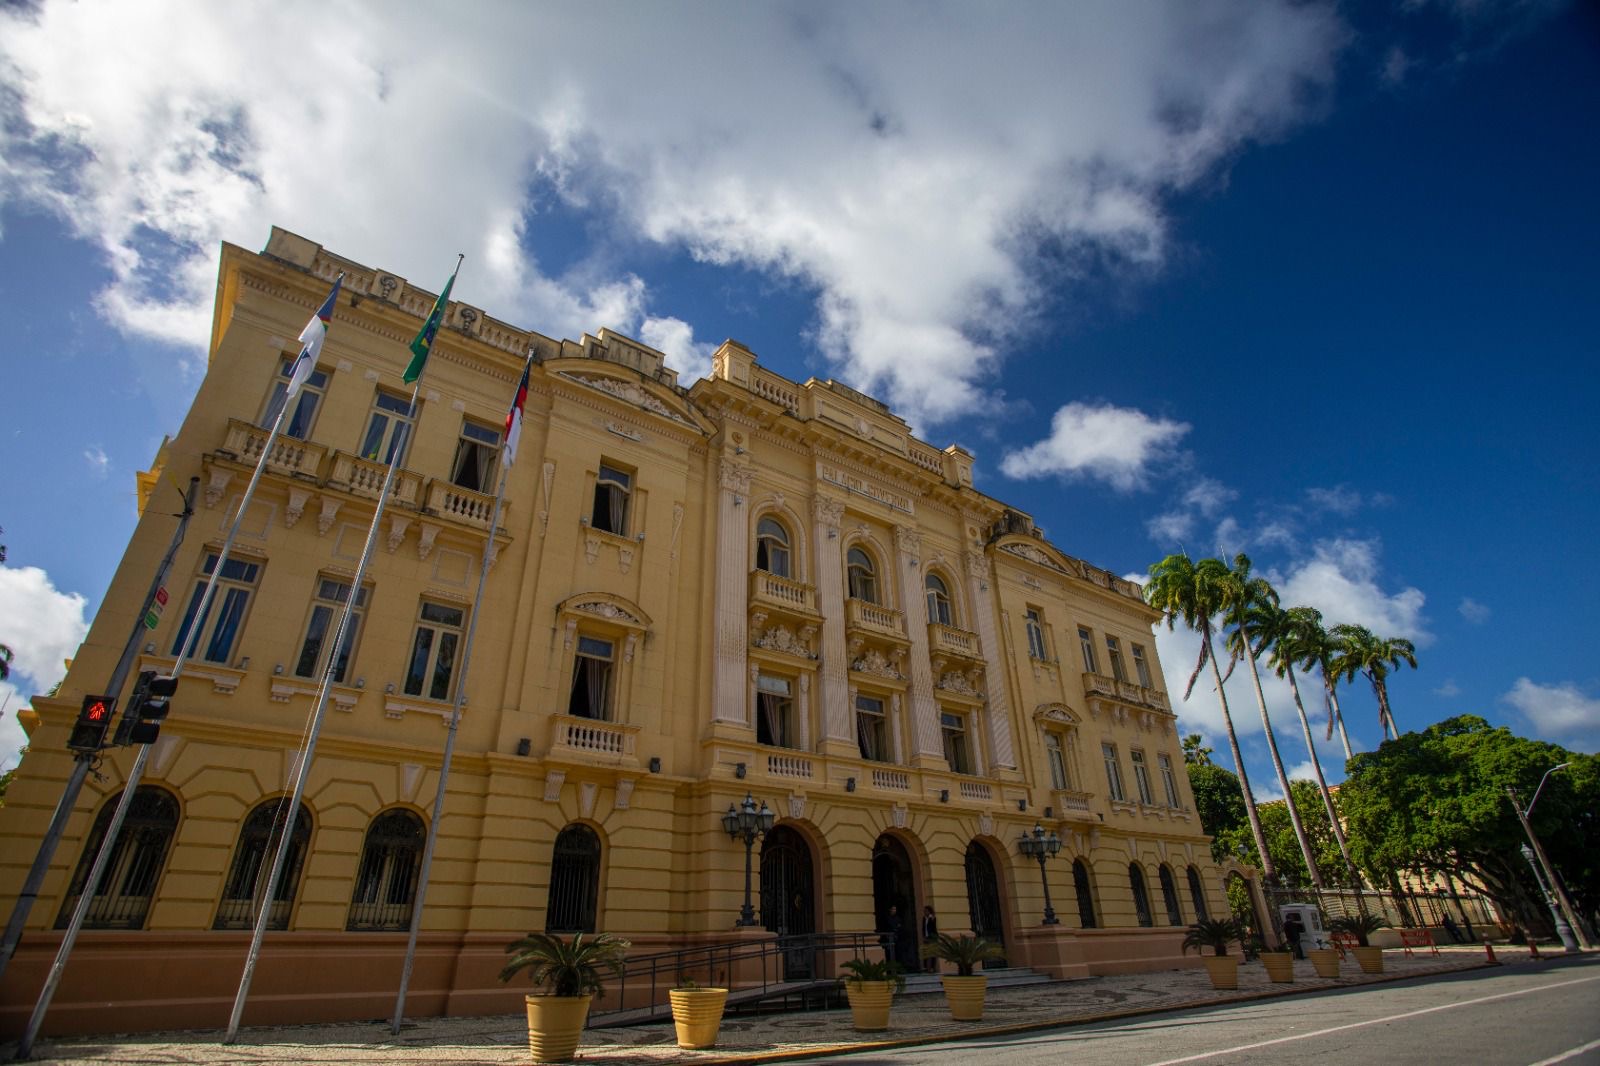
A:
[[851, 649, 903, 679]]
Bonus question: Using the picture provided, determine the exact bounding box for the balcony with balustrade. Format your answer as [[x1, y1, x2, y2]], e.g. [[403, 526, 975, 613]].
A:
[[423, 478, 502, 533], [220, 418, 327, 479], [1081, 671, 1172, 714], [547, 713, 642, 769], [845, 598, 908, 644], [1051, 788, 1098, 822], [326, 451, 424, 508], [748, 570, 821, 626]]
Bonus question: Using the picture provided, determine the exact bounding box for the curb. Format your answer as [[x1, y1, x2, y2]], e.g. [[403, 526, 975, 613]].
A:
[[682, 959, 1499, 1065]]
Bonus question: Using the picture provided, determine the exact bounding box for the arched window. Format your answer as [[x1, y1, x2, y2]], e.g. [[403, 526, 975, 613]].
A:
[[925, 573, 952, 625], [846, 547, 878, 603], [1129, 864, 1153, 927], [755, 517, 792, 578], [347, 809, 425, 931], [1158, 865, 1183, 926], [1187, 866, 1210, 921], [57, 786, 180, 930], [215, 799, 312, 930], [1073, 859, 1097, 929], [547, 824, 602, 933]]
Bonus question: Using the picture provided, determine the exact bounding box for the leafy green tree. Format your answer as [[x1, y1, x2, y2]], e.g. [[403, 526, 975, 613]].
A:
[[1187, 760, 1248, 863], [1337, 715, 1598, 932], [1146, 553, 1276, 881], [1330, 624, 1416, 743]]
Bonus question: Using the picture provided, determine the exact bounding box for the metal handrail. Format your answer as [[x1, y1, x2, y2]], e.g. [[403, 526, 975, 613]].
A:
[[593, 931, 883, 1019]]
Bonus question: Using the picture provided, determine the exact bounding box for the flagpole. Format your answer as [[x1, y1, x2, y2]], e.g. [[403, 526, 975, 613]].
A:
[[14, 270, 343, 1058], [389, 353, 526, 1031], [226, 258, 461, 1044]]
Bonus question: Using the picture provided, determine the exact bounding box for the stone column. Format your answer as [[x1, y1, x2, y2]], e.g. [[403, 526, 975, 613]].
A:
[[965, 550, 1017, 769], [896, 525, 944, 766], [711, 457, 753, 724], [812, 494, 854, 753]]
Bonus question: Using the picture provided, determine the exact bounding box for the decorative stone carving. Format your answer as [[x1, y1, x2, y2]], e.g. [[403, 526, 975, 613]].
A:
[[964, 551, 989, 580], [719, 459, 754, 496], [811, 494, 845, 530], [285, 488, 311, 529], [615, 779, 635, 810], [978, 812, 993, 837], [579, 781, 598, 819], [543, 770, 566, 803], [584, 533, 600, 564], [997, 541, 1069, 574], [417, 522, 440, 561], [788, 794, 806, 820], [851, 648, 903, 679], [892, 804, 908, 828], [618, 546, 634, 574], [936, 670, 983, 697], [205, 468, 233, 508], [1126, 838, 1138, 860], [387, 515, 410, 553], [377, 274, 399, 299], [894, 525, 922, 556], [572, 601, 644, 625], [317, 497, 341, 536], [563, 619, 577, 650], [624, 634, 637, 663], [556, 370, 692, 424], [539, 461, 555, 537], [670, 503, 684, 560], [753, 623, 816, 659]]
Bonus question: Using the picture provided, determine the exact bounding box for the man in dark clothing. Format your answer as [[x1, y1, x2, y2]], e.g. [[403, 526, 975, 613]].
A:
[[922, 905, 939, 972], [880, 904, 902, 966], [1282, 912, 1305, 959]]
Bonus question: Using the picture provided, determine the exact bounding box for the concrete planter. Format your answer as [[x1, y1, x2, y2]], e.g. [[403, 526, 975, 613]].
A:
[[940, 975, 988, 1021], [523, 994, 593, 1064], [1353, 946, 1385, 973], [1201, 955, 1239, 990], [1308, 948, 1342, 978], [669, 987, 729, 1049], [844, 980, 896, 1031], [1260, 951, 1295, 983]]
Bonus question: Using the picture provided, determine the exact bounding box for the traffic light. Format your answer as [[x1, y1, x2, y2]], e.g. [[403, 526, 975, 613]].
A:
[[121, 670, 178, 745], [67, 695, 117, 752]]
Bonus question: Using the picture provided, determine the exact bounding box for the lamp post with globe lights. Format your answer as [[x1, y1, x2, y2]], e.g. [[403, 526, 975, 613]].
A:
[[1017, 823, 1063, 926], [722, 792, 776, 927]]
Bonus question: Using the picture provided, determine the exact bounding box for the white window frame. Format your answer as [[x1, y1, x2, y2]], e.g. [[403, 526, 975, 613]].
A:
[[1078, 627, 1098, 673], [855, 693, 890, 763], [941, 711, 972, 775], [1045, 731, 1070, 790], [1132, 643, 1153, 688], [260, 357, 328, 441], [403, 600, 466, 701], [172, 552, 262, 665], [569, 635, 616, 720], [359, 389, 416, 466], [1158, 753, 1180, 807], [846, 547, 879, 604], [1102, 742, 1125, 802], [1107, 635, 1127, 683], [449, 419, 501, 493], [591, 462, 633, 536], [293, 576, 370, 684], [1025, 608, 1048, 660], [755, 517, 792, 577], [756, 673, 797, 748], [926, 573, 953, 626], [1131, 748, 1155, 805]]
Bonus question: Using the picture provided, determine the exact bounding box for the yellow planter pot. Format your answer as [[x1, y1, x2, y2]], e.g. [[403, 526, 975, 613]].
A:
[[844, 980, 896, 1031], [1201, 955, 1239, 990], [1353, 946, 1384, 973], [1260, 951, 1295, 983], [669, 988, 729, 1050], [1308, 948, 1341, 978], [523, 994, 593, 1064], [940, 975, 988, 1021]]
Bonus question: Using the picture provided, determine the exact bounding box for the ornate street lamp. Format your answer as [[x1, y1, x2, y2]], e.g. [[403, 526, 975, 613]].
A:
[[722, 792, 776, 927], [1508, 764, 1586, 952], [1017, 823, 1063, 926]]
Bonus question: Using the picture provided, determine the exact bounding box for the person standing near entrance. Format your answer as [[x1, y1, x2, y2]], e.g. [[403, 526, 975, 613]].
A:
[[1282, 911, 1305, 959], [880, 904, 902, 966], [921, 905, 939, 973]]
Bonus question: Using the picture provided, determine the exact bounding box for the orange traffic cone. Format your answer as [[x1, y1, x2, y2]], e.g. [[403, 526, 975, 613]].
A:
[[1484, 940, 1498, 964], [1529, 938, 1542, 959]]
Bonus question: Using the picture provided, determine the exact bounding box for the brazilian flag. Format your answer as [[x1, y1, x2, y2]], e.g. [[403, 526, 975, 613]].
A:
[[403, 265, 459, 383]]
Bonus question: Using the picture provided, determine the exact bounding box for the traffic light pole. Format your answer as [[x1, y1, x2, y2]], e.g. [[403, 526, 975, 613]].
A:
[[0, 477, 198, 989]]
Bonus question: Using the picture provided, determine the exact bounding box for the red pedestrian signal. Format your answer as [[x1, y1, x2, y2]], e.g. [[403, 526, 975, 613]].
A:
[[68, 695, 117, 752]]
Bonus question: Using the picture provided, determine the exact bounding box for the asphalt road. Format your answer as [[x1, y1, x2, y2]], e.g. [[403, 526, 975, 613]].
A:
[[848, 955, 1600, 1066]]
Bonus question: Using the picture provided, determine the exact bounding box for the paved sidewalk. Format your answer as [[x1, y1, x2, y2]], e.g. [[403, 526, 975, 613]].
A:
[[13, 945, 1512, 1065]]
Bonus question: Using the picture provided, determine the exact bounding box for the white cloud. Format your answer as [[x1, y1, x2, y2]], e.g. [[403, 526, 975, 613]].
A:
[[1458, 597, 1490, 624], [1434, 679, 1462, 698], [1184, 477, 1238, 519], [1306, 485, 1362, 514], [84, 445, 109, 478], [1273, 538, 1429, 643], [1147, 510, 1194, 544], [1000, 402, 1190, 490], [1502, 678, 1600, 751], [0, 1, 1347, 429], [1287, 760, 1318, 782], [0, 565, 91, 766], [638, 316, 715, 387]]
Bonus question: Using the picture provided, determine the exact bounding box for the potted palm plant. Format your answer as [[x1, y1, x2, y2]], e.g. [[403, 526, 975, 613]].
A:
[[1329, 913, 1390, 973], [499, 931, 630, 1063], [668, 976, 729, 1050], [839, 956, 906, 1032], [931, 934, 1006, 1021], [1182, 918, 1245, 990]]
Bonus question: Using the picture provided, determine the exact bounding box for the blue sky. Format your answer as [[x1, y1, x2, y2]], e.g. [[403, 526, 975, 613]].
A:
[[2, 1, 1596, 792]]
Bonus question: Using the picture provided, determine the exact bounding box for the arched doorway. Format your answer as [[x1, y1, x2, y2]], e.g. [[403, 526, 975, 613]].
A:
[[872, 834, 917, 969], [963, 841, 1008, 967], [760, 825, 816, 979]]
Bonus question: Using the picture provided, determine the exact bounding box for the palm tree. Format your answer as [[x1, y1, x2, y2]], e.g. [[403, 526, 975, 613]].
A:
[[1330, 624, 1416, 742], [1219, 556, 1321, 889], [1181, 733, 1213, 766], [1144, 553, 1276, 883], [1290, 613, 1356, 761], [1262, 605, 1362, 887]]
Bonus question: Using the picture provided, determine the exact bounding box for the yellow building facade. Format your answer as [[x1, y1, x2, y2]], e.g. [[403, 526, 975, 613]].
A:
[[0, 229, 1224, 1036]]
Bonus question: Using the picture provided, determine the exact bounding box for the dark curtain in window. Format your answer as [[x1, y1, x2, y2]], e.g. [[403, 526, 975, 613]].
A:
[[1073, 860, 1097, 929], [1130, 864, 1153, 927]]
